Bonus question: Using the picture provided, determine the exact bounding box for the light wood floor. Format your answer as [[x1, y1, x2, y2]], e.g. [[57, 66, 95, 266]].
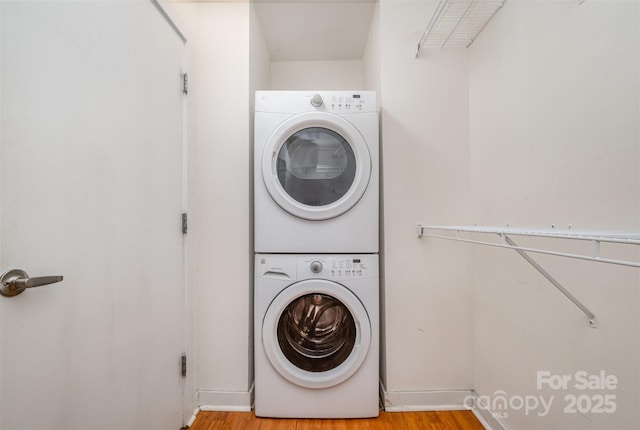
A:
[[190, 411, 486, 430]]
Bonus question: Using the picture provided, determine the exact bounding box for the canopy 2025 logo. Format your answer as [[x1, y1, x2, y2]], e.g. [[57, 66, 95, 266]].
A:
[[537, 370, 617, 414]]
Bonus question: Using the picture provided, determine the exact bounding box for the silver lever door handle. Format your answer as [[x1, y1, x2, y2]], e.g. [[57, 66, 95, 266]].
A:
[[0, 269, 64, 297]]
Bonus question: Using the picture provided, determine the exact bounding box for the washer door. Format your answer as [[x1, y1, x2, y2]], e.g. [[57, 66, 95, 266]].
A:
[[262, 279, 371, 389], [262, 112, 372, 220]]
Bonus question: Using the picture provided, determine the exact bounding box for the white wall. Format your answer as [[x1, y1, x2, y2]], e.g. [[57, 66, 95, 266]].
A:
[[362, 0, 383, 389], [250, 6, 271, 108], [363, 3, 380, 93], [174, 1, 253, 410], [378, 0, 473, 406], [249, 0, 271, 398], [468, 1, 639, 429], [270, 60, 364, 90]]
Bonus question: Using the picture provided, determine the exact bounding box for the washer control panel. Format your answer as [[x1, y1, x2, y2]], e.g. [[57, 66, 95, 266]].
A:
[[256, 254, 378, 281], [299, 255, 377, 281], [329, 257, 369, 278]]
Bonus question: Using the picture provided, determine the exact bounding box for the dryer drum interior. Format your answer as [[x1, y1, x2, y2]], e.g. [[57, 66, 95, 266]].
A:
[[277, 293, 356, 373], [276, 127, 356, 207]]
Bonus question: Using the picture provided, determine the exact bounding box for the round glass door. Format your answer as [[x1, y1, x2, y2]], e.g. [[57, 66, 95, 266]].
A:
[[262, 112, 371, 221], [277, 293, 356, 373], [277, 128, 356, 207], [262, 280, 371, 389]]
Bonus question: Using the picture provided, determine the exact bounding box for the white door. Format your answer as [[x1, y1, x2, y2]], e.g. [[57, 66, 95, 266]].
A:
[[0, 1, 186, 429]]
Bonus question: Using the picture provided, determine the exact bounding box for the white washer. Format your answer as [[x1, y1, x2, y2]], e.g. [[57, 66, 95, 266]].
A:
[[254, 254, 379, 418], [254, 91, 379, 253]]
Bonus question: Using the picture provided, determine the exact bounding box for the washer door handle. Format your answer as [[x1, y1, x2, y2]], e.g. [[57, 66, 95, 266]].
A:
[[0, 269, 64, 297]]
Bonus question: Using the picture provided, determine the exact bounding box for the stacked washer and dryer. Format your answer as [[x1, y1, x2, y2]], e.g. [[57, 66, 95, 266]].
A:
[[253, 91, 380, 418]]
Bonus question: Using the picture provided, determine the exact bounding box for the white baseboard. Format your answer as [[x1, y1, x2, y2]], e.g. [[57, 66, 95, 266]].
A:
[[187, 408, 200, 427], [471, 392, 510, 430], [380, 381, 474, 411], [196, 384, 254, 412], [379, 382, 508, 430]]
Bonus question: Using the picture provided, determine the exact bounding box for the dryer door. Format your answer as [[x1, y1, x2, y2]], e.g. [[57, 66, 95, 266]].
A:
[[262, 112, 371, 220], [262, 279, 371, 389]]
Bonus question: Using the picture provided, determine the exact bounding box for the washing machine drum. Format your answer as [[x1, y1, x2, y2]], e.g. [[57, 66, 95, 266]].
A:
[[278, 293, 355, 372], [263, 280, 371, 389], [262, 112, 372, 221]]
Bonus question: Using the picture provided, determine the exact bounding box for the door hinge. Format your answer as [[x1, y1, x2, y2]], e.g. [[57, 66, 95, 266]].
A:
[[182, 212, 188, 234], [182, 73, 188, 95], [181, 354, 187, 378]]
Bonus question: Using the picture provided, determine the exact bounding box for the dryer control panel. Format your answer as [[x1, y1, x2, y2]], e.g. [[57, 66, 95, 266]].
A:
[[327, 95, 369, 113], [255, 91, 378, 114]]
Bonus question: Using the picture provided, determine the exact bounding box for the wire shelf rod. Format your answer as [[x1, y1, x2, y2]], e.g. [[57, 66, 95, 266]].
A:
[[416, 225, 617, 328], [502, 235, 597, 328], [418, 231, 640, 269], [418, 225, 640, 245]]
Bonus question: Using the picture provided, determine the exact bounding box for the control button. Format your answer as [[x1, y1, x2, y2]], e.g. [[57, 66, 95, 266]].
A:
[[310, 94, 323, 107], [310, 261, 323, 273]]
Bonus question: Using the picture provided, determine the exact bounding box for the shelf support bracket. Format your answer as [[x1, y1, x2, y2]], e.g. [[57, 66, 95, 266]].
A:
[[501, 234, 597, 329]]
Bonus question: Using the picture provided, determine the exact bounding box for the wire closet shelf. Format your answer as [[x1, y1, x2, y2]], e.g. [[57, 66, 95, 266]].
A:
[[415, 0, 588, 56], [415, 0, 505, 57], [417, 225, 640, 329]]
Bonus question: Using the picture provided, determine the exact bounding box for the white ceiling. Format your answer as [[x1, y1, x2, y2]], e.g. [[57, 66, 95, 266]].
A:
[[253, 0, 377, 62]]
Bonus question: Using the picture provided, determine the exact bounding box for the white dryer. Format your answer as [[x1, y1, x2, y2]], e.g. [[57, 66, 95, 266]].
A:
[[254, 254, 379, 418], [254, 91, 379, 253]]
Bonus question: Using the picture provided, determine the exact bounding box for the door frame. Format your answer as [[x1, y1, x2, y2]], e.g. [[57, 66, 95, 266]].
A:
[[150, 0, 193, 426]]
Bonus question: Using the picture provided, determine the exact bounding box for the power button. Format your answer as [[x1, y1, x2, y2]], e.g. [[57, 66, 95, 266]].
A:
[[310, 94, 323, 107], [310, 261, 323, 273]]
